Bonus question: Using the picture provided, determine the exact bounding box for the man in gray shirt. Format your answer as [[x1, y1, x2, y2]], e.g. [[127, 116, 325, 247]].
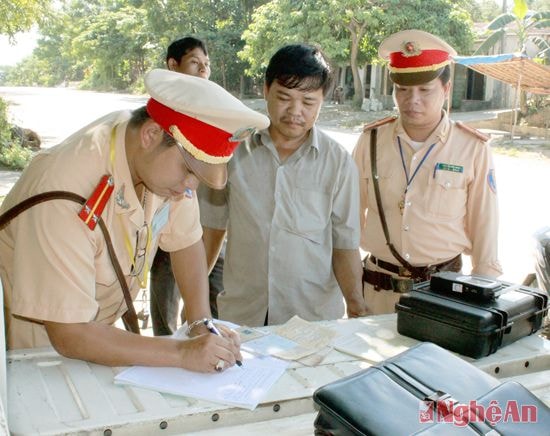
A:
[[199, 44, 368, 326]]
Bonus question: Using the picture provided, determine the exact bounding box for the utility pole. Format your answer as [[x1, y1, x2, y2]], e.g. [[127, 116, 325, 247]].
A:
[[497, 0, 508, 108]]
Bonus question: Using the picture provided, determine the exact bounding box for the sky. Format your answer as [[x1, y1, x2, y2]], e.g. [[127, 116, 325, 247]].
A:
[[0, 29, 39, 67]]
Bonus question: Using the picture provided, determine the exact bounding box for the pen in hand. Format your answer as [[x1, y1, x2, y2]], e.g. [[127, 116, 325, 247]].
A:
[[203, 318, 243, 368]]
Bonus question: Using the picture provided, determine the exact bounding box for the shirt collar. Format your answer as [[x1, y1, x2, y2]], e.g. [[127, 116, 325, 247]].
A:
[[256, 125, 320, 158], [395, 110, 450, 148]]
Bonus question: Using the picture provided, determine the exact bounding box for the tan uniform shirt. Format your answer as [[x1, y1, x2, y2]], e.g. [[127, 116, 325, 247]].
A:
[[0, 111, 202, 349], [353, 113, 502, 277], [199, 126, 360, 326]]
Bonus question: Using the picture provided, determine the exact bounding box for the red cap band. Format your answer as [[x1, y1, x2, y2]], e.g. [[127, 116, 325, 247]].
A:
[[146, 98, 238, 160], [389, 49, 450, 72]]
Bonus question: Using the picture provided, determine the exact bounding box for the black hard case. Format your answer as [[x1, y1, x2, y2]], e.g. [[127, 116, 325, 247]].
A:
[[396, 281, 548, 358], [313, 343, 550, 436]]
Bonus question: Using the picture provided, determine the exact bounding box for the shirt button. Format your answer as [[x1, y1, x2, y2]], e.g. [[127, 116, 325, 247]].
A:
[[412, 156, 417, 161], [270, 246, 275, 253], [444, 181, 451, 188], [406, 201, 411, 207], [405, 253, 410, 260], [403, 225, 409, 231]]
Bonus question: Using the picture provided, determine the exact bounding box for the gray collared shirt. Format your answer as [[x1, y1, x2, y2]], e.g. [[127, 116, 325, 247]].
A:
[[199, 125, 360, 326]]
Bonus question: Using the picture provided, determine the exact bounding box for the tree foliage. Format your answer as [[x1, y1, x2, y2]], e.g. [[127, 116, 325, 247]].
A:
[[0, 0, 51, 38], [474, 0, 550, 63], [4, 0, 268, 93], [4, 0, 476, 101], [240, 0, 474, 107]]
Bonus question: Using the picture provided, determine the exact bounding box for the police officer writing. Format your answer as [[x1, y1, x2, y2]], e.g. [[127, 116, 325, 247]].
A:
[[353, 30, 502, 314], [0, 69, 269, 371]]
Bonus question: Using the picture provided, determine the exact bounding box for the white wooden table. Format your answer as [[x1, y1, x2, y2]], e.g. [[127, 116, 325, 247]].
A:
[[5, 315, 550, 435]]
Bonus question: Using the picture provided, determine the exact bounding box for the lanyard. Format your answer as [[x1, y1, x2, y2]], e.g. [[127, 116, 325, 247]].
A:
[[111, 126, 151, 289], [398, 136, 436, 195]]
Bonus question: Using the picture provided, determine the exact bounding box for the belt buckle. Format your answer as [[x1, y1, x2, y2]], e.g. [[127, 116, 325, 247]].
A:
[[398, 266, 412, 277], [390, 277, 414, 293], [424, 265, 437, 280]]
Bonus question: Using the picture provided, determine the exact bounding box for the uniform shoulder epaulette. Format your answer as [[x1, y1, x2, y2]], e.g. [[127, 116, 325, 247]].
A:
[[362, 115, 398, 132], [78, 174, 114, 230], [455, 121, 490, 142]]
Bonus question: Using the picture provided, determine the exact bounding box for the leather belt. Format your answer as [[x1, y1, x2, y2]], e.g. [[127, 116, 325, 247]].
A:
[[363, 269, 412, 293], [364, 254, 462, 293], [369, 254, 462, 279]]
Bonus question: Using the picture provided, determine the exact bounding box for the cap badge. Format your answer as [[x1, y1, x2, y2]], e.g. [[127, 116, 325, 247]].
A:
[[401, 41, 421, 57], [229, 126, 256, 143]]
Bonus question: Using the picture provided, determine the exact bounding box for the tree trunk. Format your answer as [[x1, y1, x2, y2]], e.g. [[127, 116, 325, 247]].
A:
[[349, 19, 365, 110]]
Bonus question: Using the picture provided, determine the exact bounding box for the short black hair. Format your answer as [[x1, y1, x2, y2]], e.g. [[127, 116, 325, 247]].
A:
[[129, 106, 176, 147], [439, 65, 451, 86], [166, 37, 208, 65], [265, 44, 333, 96]]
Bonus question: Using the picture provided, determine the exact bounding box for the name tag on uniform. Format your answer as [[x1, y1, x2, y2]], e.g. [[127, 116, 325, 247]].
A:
[[433, 162, 463, 178], [436, 162, 463, 173], [151, 203, 170, 240]]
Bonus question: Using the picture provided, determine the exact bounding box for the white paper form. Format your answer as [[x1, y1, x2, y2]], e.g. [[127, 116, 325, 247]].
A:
[[271, 316, 337, 360], [333, 325, 419, 363], [114, 351, 289, 410], [241, 334, 298, 356]]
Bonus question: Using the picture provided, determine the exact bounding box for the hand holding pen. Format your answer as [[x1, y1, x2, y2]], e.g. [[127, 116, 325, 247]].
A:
[[203, 318, 243, 371], [187, 318, 242, 372]]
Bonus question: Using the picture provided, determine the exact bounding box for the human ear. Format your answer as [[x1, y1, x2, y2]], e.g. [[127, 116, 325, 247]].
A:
[[443, 82, 452, 98], [167, 58, 178, 71], [140, 120, 163, 150]]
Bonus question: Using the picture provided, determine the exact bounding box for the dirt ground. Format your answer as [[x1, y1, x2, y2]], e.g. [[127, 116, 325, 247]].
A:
[[317, 102, 550, 160]]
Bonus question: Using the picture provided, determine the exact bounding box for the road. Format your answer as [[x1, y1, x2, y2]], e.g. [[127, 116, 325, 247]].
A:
[[1, 86, 549, 284]]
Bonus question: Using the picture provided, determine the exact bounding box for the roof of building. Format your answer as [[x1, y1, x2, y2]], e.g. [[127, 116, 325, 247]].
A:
[[454, 53, 550, 95]]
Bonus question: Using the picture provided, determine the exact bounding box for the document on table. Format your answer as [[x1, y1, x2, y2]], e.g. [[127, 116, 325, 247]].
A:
[[239, 316, 336, 362], [332, 327, 419, 363], [272, 315, 336, 360], [114, 351, 288, 410]]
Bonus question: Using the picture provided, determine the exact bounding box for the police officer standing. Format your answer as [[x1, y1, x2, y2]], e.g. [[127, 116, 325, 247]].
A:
[[353, 30, 502, 314]]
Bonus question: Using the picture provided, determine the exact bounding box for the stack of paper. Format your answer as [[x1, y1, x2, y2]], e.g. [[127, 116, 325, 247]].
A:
[[114, 351, 288, 410]]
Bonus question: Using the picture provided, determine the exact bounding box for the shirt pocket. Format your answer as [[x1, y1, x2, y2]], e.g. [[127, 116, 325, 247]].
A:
[[95, 254, 119, 288], [366, 167, 397, 215], [292, 183, 331, 240], [426, 170, 467, 220]]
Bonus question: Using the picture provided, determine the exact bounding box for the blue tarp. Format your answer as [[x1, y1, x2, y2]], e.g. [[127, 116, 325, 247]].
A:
[[453, 53, 523, 66]]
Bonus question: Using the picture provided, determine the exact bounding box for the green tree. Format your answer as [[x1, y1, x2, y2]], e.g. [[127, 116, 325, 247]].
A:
[[473, 0, 550, 116], [0, 0, 52, 169], [467, 0, 501, 22], [240, 0, 474, 108], [6, 8, 77, 87], [142, 0, 268, 95], [70, 4, 151, 90], [0, 0, 51, 38], [240, 0, 380, 107], [474, 0, 550, 62]]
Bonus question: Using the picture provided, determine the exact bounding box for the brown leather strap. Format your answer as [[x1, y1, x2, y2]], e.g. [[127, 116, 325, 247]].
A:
[[363, 269, 393, 291], [364, 255, 463, 293], [0, 191, 140, 334], [370, 254, 463, 278], [370, 130, 435, 280]]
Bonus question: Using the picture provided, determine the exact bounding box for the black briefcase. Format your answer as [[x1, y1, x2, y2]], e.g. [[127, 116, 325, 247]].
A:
[[395, 280, 548, 358], [313, 342, 550, 436]]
